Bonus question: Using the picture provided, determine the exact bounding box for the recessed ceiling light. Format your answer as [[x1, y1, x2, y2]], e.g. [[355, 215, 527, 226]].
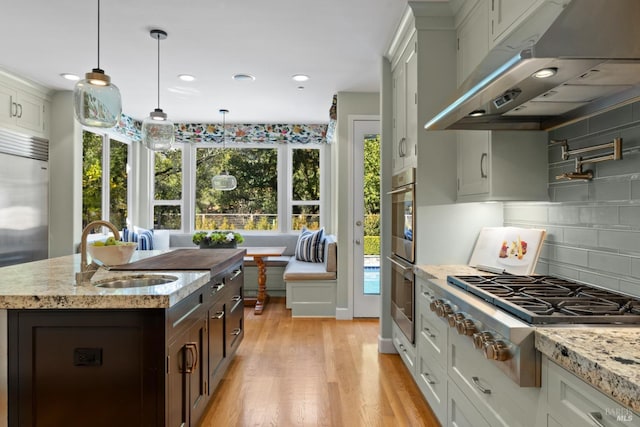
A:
[[468, 109, 486, 117], [297, 86, 305, 90], [232, 73, 255, 81], [292, 74, 310, 82], [532, 67, 558, 79], [60, 73, 80, 81], [178, 74, 196, 82]]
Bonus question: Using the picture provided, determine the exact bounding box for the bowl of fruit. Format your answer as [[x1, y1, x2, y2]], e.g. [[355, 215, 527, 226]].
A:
[[87, 237, 137, 266]]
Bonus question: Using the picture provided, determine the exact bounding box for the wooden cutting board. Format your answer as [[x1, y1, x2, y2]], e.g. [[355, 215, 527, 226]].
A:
[[111, 248, 246, 271]]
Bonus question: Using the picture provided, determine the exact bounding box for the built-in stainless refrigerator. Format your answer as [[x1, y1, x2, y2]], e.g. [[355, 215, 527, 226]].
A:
[[0, 128, 48, 267]]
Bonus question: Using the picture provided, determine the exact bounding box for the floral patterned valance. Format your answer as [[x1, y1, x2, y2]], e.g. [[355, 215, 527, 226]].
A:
[[114, 115, 328, 145]]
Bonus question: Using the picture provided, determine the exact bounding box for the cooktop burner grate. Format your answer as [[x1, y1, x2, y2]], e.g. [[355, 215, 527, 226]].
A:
[[447, 275, 640, 324]]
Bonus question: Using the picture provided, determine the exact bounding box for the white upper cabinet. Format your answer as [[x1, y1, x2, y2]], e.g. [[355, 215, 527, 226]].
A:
[[490, 0, 543, 46], [457, 0, 489, 86], [457, 130, 548, 202], [392, 35, 418, 174], [0, 74, 50, 139]]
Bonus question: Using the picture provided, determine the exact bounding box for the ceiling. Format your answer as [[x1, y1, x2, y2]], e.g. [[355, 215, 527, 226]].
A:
[[0, 0, 460, 124]]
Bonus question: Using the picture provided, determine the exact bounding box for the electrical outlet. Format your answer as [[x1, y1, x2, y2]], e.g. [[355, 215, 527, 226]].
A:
[[73, 348, 103, 366]]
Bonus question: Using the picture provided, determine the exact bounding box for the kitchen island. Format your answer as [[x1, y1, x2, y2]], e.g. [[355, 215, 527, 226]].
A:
[[414, 264, 640, 425], [0, 249, 245, 427]]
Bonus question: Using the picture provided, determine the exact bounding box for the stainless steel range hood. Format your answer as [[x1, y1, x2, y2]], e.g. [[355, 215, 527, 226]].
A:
[[424, 0, 640, 131]]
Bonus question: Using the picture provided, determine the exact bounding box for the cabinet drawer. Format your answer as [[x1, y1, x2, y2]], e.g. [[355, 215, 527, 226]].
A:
[[225, 281, 244, 355], [448, 330, 544, 427], [546, 359, 639, 427], [448, 380, 491, 427], [417, 300, 447, 369], [168, 288, 206, 339], [392, 322, 416, 376], [416, 348, 447, 423]]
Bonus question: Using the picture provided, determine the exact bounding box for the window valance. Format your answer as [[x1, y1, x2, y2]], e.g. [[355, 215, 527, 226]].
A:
[[114, 115, 328, 145]]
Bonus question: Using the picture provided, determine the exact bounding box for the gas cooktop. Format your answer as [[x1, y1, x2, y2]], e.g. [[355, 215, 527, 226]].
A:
[[446, 275, 640, 325]]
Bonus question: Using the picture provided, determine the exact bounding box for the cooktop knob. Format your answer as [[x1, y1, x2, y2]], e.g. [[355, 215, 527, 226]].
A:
[[472, 331, 493, 350], [456, 318, 477, 336], [483, 340, 511, 361], [429, 299, 443, 313], [447, 312, 465, 327], [437, 303, 453, 318]]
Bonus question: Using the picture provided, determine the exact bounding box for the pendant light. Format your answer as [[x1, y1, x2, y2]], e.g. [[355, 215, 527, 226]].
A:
[[141, 29, 175, 151], [73, 0, 122, 128], [212, 109, 237, 191]]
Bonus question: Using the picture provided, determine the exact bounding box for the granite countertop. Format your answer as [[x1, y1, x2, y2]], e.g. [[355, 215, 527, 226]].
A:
[[0, 251, 210, 309], [415, 264, 640, 414], [536, 327, 640, 414]]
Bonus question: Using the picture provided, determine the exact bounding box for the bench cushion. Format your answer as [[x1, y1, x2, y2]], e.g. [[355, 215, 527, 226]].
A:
[[283, 258, 337, 281]]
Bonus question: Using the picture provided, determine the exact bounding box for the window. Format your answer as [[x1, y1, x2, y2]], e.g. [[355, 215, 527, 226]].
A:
[[152, 143, 323, 233], [153, 147, 182, 230], [290, 147, 320, 230], [82, 130, 130, 230]]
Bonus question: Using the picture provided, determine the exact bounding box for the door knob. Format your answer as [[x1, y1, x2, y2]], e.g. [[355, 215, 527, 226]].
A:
[[356, 220, 362, 226], [355, 240, 361, 245]]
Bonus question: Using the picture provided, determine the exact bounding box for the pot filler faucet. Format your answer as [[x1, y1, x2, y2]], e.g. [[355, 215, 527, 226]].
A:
[[75, 220, 121, 285]]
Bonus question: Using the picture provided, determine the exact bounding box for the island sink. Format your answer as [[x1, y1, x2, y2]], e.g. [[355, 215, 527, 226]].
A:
[[93, 273, 179, 288]]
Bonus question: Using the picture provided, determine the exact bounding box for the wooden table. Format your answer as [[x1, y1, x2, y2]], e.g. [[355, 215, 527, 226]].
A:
[[241, 246, 286, 315]]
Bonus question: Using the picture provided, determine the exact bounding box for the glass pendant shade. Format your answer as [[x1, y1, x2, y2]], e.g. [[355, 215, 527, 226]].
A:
[[212, 108, 237, 191], [142, 108, 175, 151], [73, 0, 122, 128], [142, 29, 174, 151], [73, 71, 122, 127], [212, 173, 237, 191]]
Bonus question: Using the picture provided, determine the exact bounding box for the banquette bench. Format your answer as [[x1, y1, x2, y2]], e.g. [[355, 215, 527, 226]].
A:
[[168, 233, 337, 317]]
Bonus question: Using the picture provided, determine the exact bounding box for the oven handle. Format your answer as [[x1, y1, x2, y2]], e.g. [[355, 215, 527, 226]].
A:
[[387, 256, 413, 273], [386, 186, 413, 195]]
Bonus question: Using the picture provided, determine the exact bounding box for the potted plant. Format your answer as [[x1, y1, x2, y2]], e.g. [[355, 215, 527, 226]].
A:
[[192, 231, 244, 249]]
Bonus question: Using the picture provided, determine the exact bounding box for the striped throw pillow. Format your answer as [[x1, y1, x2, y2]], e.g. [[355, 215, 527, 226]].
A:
[[295, 227, 325, 262], [121, 227, 154, 250]]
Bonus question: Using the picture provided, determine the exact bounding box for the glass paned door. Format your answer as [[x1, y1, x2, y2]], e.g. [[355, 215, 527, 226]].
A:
[[353, 119, 380, 318]]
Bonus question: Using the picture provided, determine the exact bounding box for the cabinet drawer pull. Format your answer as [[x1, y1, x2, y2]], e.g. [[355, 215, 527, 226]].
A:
[[471, 376, 491, 394], [16, 103, 22, 118], [229, 269, 242, 280], [184, 342, 198, 374], [480, 152, 488, 178], [423, 327, 436, 338], [212, 311, 224, 319], [231, 295, 242, 302], [231, 328, 241, 336], [423, 372, 436, 385], [587, 412, 605, 427]]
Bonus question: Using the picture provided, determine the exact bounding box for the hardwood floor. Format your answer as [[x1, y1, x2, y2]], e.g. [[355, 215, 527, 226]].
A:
[[200, 298, 440, 427]]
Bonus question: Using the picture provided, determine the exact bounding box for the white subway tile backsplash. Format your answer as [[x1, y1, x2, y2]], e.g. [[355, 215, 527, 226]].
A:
[[502, 204, 548, 222], [632, 179, 640, 200], [563, 227, 598, 247], [551, 183, 589, 202], [555, 246, 588, 266], [506, 105, 640, 294], [548, 263, 580, 280], [588, 251, 631, 275], [588, 105, 632, 132], [620, 206, 640, 227], [578, 271, 620, 291], [632, 258, 640, 279], [619, 279, 640, 298], [548, 206, 581, 224], [579, 206, 619, 225], [598, 229, 640, 254]]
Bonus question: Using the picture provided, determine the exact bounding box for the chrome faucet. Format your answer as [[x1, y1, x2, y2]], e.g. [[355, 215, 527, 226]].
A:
[[75, 220, 121, 285]]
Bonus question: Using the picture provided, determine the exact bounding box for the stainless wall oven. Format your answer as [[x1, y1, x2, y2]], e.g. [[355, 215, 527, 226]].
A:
[[388, 168, 416, 343]]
